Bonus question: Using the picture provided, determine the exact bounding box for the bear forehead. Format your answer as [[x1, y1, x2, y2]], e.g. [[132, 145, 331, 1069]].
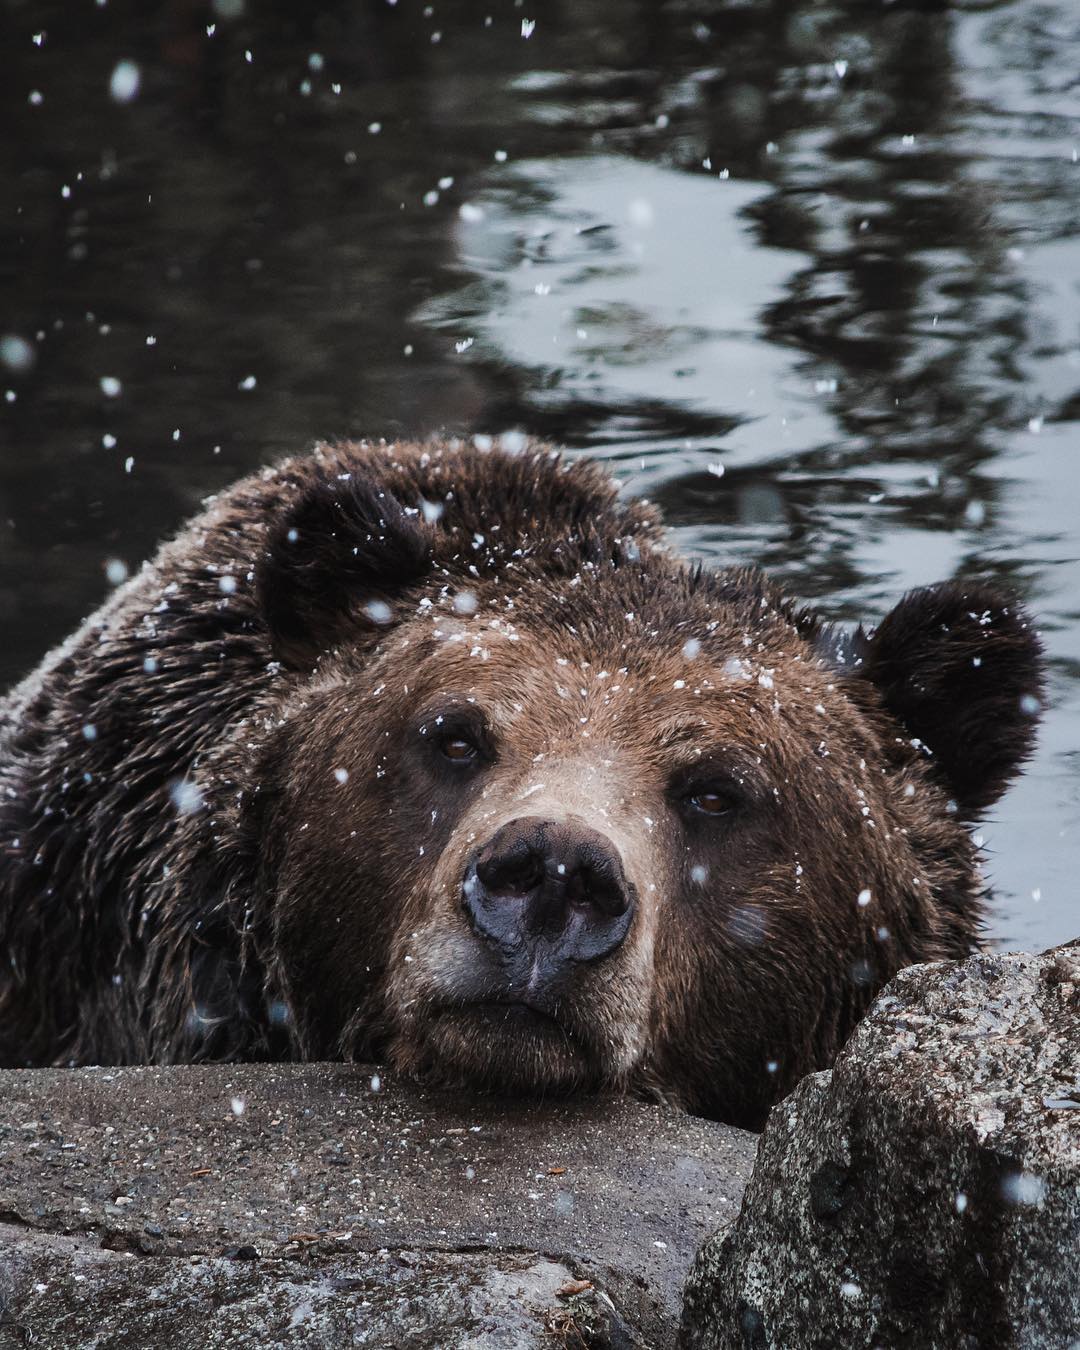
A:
[[357, 600, 851, 770], [383, 559, 810, 674]]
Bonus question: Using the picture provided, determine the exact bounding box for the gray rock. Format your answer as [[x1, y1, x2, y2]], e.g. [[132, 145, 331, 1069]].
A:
[[681, 944, 1080, 1350], [0, 1228, 614, 1349], [0, 1062, 755, 1347]]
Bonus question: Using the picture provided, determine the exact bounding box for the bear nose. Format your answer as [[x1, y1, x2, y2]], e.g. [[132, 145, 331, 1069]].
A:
[[464, 816, 634, 973]]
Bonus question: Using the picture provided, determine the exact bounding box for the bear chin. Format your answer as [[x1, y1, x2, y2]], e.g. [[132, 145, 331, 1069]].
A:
[[393, 1002, 604, 1098]]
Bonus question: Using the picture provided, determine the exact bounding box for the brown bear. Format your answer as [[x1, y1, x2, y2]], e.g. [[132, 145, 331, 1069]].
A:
[[0, 439, 1043, 1128]]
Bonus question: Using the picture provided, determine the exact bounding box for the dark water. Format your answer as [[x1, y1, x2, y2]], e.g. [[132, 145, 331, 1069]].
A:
[[2, 0, 1077, 950]]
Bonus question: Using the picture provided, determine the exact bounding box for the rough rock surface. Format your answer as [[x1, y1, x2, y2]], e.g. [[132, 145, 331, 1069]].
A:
[[0, 1063, 755, 1347], [681, 944, 1080, 1350]]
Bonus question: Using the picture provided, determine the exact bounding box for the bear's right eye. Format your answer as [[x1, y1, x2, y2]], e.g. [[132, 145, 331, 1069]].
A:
[[419, 707, 494, 770], [438, 735, 480, 764]]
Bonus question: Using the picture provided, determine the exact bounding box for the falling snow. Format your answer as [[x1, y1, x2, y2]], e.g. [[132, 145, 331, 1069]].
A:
[[108, 60, 140, 103]]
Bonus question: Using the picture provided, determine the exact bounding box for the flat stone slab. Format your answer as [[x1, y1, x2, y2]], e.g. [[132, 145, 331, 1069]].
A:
[[0, 1063, 755, 1347]]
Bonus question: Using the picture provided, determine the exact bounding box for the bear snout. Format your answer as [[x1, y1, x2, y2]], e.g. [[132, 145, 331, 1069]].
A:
[[462, 816, 635, 990]]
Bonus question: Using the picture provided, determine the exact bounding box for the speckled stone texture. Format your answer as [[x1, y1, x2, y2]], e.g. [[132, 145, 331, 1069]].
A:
[[681, 943, 1080, 1350], [0, 1063, 755, 1348]]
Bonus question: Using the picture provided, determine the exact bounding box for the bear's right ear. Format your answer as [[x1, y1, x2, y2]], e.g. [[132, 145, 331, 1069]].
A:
[[256, 474, 434, 669]]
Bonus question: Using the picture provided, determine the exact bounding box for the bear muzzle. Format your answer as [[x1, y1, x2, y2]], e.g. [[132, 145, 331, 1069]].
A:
[[461, 815, 635, 997]]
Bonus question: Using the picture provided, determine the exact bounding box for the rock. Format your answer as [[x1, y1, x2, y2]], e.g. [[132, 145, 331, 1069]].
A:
[[0, 1229, 620, 1349], [681, 944, 1080, 1350], [0, 1063, 755, 1347]]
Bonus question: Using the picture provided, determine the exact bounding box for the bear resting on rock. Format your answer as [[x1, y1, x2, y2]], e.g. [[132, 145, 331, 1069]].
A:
[[0, 440, 1044, 1128]]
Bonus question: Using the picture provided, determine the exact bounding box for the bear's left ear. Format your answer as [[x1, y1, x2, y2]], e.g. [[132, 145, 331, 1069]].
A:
[[256, 473, 434, 669], [855, 581, 1044, 817]]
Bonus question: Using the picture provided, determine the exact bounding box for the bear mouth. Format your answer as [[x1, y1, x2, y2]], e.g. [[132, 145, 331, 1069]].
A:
[[435, 997, 580, 1052], [455, 998, 563, 1031], [407, 997, 596, 1095]]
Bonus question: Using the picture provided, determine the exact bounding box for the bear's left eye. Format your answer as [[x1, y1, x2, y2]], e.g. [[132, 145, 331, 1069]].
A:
[[688, 788, 739, 810], [681, 785, 741, 819]]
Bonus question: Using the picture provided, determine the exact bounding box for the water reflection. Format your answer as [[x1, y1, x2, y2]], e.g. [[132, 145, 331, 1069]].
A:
[[1, 0, 1076, 949], [420, 155, 812, 451]]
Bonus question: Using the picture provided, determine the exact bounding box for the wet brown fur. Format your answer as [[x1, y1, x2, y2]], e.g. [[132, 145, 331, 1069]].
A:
[[0, 440, 1043, 1128]]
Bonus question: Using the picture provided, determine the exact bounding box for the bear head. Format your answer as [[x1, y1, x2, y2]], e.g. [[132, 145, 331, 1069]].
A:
[[223, 442, 1044, 1129]]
